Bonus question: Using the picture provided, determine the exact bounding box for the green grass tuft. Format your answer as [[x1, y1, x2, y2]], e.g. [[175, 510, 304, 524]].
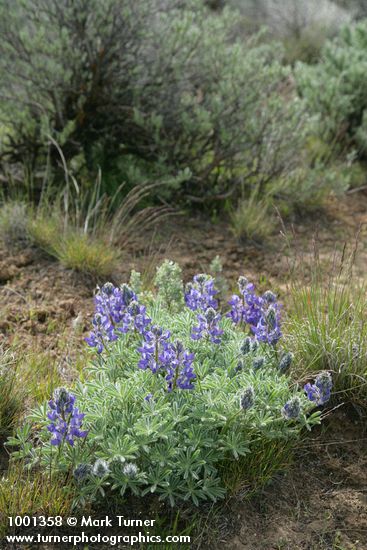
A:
[[285, 249, 367, 406], [52, 232, 118, 281], [0, 463, 75, 538], [230, 192, 276, 244], [0, 348, 24, 437]]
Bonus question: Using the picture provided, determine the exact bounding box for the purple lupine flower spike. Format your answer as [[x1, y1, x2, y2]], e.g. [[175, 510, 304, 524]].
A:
[[227, 278, 282, 346], [138, 325, 171, 373], [185, 274, 219, 311], [252, 304, 282, 346], [227, 277, 263, 326], [191, 307, 223, 344], [86, 282, 151, 352], [304, 371, 332, 406], [47, 388, 87, 446], [240, 386, 254, 410], [282, 396, 301, 419], [164, 340, 196, 391]]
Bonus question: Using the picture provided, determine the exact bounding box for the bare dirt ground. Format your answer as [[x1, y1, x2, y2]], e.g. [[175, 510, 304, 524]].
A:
[[222, 408, 367, 550], [1, 192, 367, 549]]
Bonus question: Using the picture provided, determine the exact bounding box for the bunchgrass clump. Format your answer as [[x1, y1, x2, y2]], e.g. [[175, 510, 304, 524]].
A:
[[27, 214, 60, 254], [52, 232, 118, 281], [10, 266, 329, 509], [16, 349, 63, 404], [0, 462, 74, 538], [0, 347, 24, 437], [230, 193, 276, 244], [29, 214, 118, 280], [285, 248, 367, 405], [28, 214, 118, 280]]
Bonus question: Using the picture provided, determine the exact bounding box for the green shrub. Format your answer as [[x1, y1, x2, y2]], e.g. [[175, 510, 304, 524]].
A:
[[334, 0, 367, 19], [0, 0, 311, 204], [296, 20, 367, 157], [10, 269, 324, 507], [285, 252, 367, 405], [269, 159, 351, 212]]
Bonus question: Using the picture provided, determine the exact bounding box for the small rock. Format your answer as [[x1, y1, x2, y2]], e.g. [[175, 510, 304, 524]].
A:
[[0, 262, 19, 283], [59, 300, 76, 317], [13, 251, 34, 268], [34, 309, 48, 323], [0, 320, 10, 332]]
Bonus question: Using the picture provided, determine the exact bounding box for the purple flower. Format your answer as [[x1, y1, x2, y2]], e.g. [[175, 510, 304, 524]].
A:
[[95, 282, 135, 324], [281, 396, 301, 419], [241, 336, 258, 355], [227, 277, 263, 326], [86, 283, 151, 352], [240, 386, 254, 410], [304, 371, 332, 406], [47, 388, 87, 446], [119, 301, 151, 335], [73, 463, 92, 482], [85, 312, 117, 353], [278, 352, 293, 374], [252, 304, 282, 346], [227, 278, 282, 346], [191, 307, 223, 344], [164, 340, 196, 391], [185, 274, 218, 311], [138, 325, 171, 373], [252, 356, 265, 371]]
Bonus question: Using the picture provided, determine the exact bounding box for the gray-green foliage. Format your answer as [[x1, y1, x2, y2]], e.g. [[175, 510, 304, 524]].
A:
[[296, 21, 367, 157], [129, 270, 143, 295], [154, 260, 184, 312], [0, 0, 310, 203], [10, 275, 322, 507], [334, 0, 367, 19], [209, 256, 228, 297]]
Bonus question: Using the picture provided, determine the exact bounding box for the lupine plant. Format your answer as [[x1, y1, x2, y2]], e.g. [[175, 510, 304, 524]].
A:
[[9, 262, 332, 507]]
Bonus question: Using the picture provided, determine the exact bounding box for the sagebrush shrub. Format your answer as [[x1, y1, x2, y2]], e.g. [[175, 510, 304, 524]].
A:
[[296, 20, 367, 156], [0, 0, 310, 203], [10, 263, 330, 506]]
